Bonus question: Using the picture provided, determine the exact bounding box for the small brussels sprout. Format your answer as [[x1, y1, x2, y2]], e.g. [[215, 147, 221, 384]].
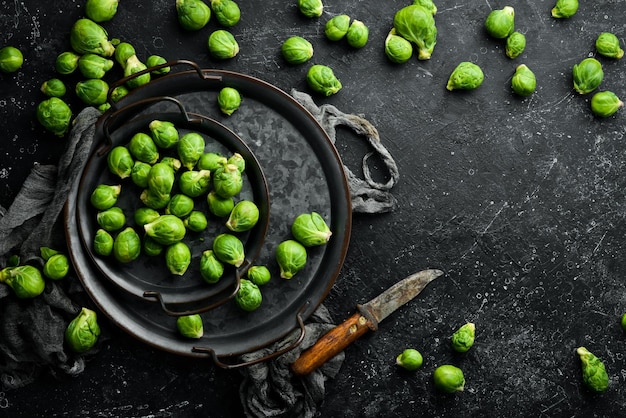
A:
[[0, 46, 24, 73], [484, 6, 515, 39], [393, 5, 438, 60], [55, 51, 80, 75], [199, 249, 224, 283], [149, 120, 179, 149], [511, 64, 536, 97], [146, 55, 171, 75], [306, 64, 342, 96], [41, 78, 67, 98], [396, 348, 423, 371], [147, 162, 176, 199], [184, 210, 208, 232], [217, 87, 241, 115], [177, 314, 204, 338], [176, 0, 211, 31], [207, 190, 235, 217], [140, 189, 171, 210], [134, 207, 161, 227], [0, 265, 46, 299], [210, 0, 241, 27], [596, 32, 624, 59], [43, 253, 70, 280], [621, 313, 626, 332], [433, 365, 465, 393], [131, 161, 152, 188], [235, 279, 262, 311], [325, 15, 350, 41], [572, 57, 603, 95], [143, 235, 164, 256], [275, 239, 307, 279], [226, 200, 259, 232], [78, 53, 114, 78], [40, 246, 60, 261], [124, 55, 151, 89], [298, 0, 323, 18], [281, 36, 314, 65], [114, 42, 136, 68], [160, 156, 182, 172], [36, 97, 72, 137], [213, 163, 243, 198], [451, 322, 475, 353], [166, 194, 195, 218], [65, 307, 101, 353], [384, 29, 413, 64], [178, 132, 206, 170], [576, 347, 609, 393], [76, 79, 109, 106], [85, 0, 119, 22], [247, 265, 271, 286], [505, 31, 526, 59], [93, 228, 114, 256], [551, 0, 578, 18], [227, 152, 245, 172], [590, 91, 624, 118], [129, 132, 159, 164], [179, 170, 212, 197], [208, 30, 240, 59], [110, 85, 129, 103], [112, 226, 141, 263], [107, 146, 134, 179], [346, 20, 369, 48], [446, 61, 484, 91], [165, 242, 192, 275], [97, 103, 111, 114], [90, 184, 121, 210], [97, 206, 126, 231], [212, 233, 245, 267], [291, 212, 332, 247], [197, 152, 227, 171], [144, 215, 187, 245], [70, 18, 115, 57], [413, 0, 437, 15]]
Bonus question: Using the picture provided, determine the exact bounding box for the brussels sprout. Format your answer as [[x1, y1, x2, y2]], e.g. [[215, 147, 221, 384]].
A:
[[97, 206, 126, 231], [210, 0, 241, 27], [147, 162, 176, 199], [97, 103, 111, 114], [298, 0, 323, 18], [275, 239, 307, 279], [197, 152, 227, 171], [207, 190, 235, 217], [484, 6, 515, 39], [596, 32, 624, 59], [114, 42, 136, 68], [149, 120, 179, 149], [93, 228, 114, 256], [621, 313, 626, 332], [43, 254, 70, 280], [227, 152, 245, 173], [85, 0, 119, 22], [144, 215, 186, 245], [107, 146, 134, 179], [41, 78, 67, 98], [131, 161, 151, 188], [78, 53, 114, 78], [247, 265, 271, 286], [446, 61, 484, 91], [226, 200, 259, 232], [235, 279, 262, 311], [572, 57, 603, 95], [143, 235, 164, 256], [166, 194, 195, 218], [393, 5, 438, 60], [212, 233, 245, 267], [113, 227, 141, 263], [325, 15, 350, 41], [433, 365, 465, 393], [413, 0, 437, 15], [134, 207, 161, 227], [124, 55, 151, 89], [70, 18, 115, 57], [346, 20, 369, 48], [36, 97, 72, 137], [306, 64, 342, 96], [55, 51, 80, 75], [291, 212, 332, 247], [199, 249, 224, 283], [76, 79, 109, 106], [281, 36, 314, 65], [590, 91, 624, 118], [90, 184, 121, 210], [146, 55, 171, 75], [179, 170, 212, 197], [40, 246, 60, 261], [511, 64, 536, 97], [451, 322, 475, 353], [140, 188, 171, 210], [551, 0, 578, 18], [178, 132, 206, 170], [165, 242, 192, 275], [384, 29, 413, 64], [129, 132, 159, 164], [208, 30, 240, 59], [176, 0, 211, 31], [396, 348, 423, 371], [160, 156, 182, 172], [0, 265, 46, 298], [217, 87, 241, 115], [65, 307, 101, 353], [110, 85, 129, 103], [213, 163, 243, 198], [505, 31, 526, 59], [576, 347, 609, 393], [177, 314, 204, 338], [184, 210, 208, 232], [0, 46, 24, 73]]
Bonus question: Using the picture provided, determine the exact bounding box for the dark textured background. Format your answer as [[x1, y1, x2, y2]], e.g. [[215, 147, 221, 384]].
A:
[[2, 1, 626, 416]]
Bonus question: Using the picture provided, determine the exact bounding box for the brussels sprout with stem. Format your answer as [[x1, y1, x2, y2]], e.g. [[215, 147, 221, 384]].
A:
[[396, 348, 423, 371], [114, 42, 136, 68], [226, 200, 259, 232], [166, 194, 195, 218], [576, 347, 609, 393], [385, 29, 413, 64], [144, 215, 186, 245], [85, 0, 119, 22], [325, 15, 350, 41], [484, 6, 515, 39], [213, 163, 243, 198], [551, 0, 578, 18], [199, 249, 224, 283], [149, 120, 179, 149], [76, 79, 109, 106], [0, 265, 46, 298], [247, 265, 271, 286], [276, 239, 307, 279], [590, 91, 623, 118], [197, 152, 227, 171], [65, 307, 101, 353], [55, 51, 80, 75], [505, 31, 526, 59], [235, 279, 262, 311], [97, 206, 126, 231], [124, 55, 151, 89], [178, 132, 206, 170], [0, 46, 24, 73], [446, 62, 484, 91], [227, 153, 245, 172], [184, 210, 208, 232], [43, 253, 70, 280], [433, 365, 465, 393], [413, 0, 437, 15], [291, 211, 332, 247], [210, 0, 241, 27], [179, 170, 212, 197], [298, 0, 323, 18], [393, 5, 438, 60], [90, 184, 121, 210], [165, 242, 192, 275], [207, 190, 235, 217], [129, 132, 159, 164], [176, 0, 211, 31], [596, 32, 624, 59], [93, 228, 114, 256], [70, 18, 115, 57], [511, 64, 536, 97], [78, 53, 114, 78], [281, 36, 314, 64], [451, 322, 475, 353], [41, 78, 67, 98], [134, 207, 161, 227], [346, 20, 369, 48], [306, 64, 342, 96], [40, 246, 60, 261], [572, 58, 603, 95], [177, 314, 204, 338], [107, 146, 134, 179], [208, 30, 239, 59], [113, 227, 141, 263], [36, 97, 72, 137], [146, 55, 171, 75], [131, 161, 152, 188], [160, 156, 182, 172], [147, 162, 176, 200], [212, 233, 245, 267], [140, 189, 171, 210], [110, 85, 129, 103], [217, 87, 241, 115]]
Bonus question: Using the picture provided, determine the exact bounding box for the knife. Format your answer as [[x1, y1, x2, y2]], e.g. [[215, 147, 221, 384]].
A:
[[291, 268, 444, 376]]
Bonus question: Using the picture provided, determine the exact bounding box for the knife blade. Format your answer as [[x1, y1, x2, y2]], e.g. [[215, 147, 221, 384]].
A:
[[291, 268, 444, 376]]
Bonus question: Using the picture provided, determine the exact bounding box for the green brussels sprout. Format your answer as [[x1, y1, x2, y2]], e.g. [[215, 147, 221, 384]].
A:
[[396, 348, 423, 371], [43, 254, 70, 280], [97, 103, 111, 114], [97, 206, 126, 231], [298, 0, 323, 18], [291, 211, 332, 247], [124, 55, 151, 89], [505, 31, 526, 59], [85, 0, 119, 22], [572, 57, 603, 95], [590, 91, 624, 118], [78, 53, 114, 78], [176, 314, 204, 338], [413, 0, 437, 15], [160, 156, 182, 172], [76, 79, 109, 106], [433, 365, 465, 393], [114, 42, 136, 68], [41, 78, 67, 98], [199, 249, 224, 283], [446, 61, 484, 91], [147, 162, 176, 199], [143, 235, 164, 256], [70, 18, 115, 57], [93, 228, 114, 256], [0, 265, 46, 299], [621, 313, 626, 332], [596, 32, 624, 59], [0, 46, 24, 73], [40, 246, 60, 261], [235, 278, 262, 311], [134, 207, 161, 227], [281, 36, 314, 65], [107, 146, 134, 179], [166, 194, 195, 218], [176, 0, 211, 31], [226, 200, 259, 232], [551, 0, 578, 18], [227, 152, 245, 172], [306, 64, 342, 96], [178, 132, 206, 170], [149, 120, 179, 149], [129, 132, 159, 164], [146, 55, 171, 75], [217, 87, 241, 115], [384, 29, 413, 64], [208, 30, 240, 59], [210, 0, 241, 27], [393, 5, 438, 60], [90, 184, 121, 210], [511, 64, 536, 97], [275, 239, 307, 279], [213, 163, 243, 198], [112, 226, 141, 263], [110, 85, 129, 103], [144, 215, 186, 245], [197, 152, 227, 171], [207, 190, 235, 217], [484, 6, 515, 39], [247, 265, 271, 286], [346, 20, 369, 48], [576, 346, 609, 393], [36, 97, 72, 137], [55, 51, 80, 75], [131, 161, 152, 188], [184, 210, 208, 232], [179, 170, 212, 197], [451, 322, 475, 353], [325, 15, 350, 41], [212, 233, 245, 267], [140, 188, 171, 210], [65, 307, 101, 353], [165, 242, 192, 275]]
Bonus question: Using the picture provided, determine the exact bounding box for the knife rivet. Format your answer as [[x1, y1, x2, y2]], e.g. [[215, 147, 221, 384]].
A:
[[358, 316, 368, 326], [349, 324, 357, 333]]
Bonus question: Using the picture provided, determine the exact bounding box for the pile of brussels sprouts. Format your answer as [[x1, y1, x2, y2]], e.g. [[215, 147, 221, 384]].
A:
[[384, 1, 438, 64]]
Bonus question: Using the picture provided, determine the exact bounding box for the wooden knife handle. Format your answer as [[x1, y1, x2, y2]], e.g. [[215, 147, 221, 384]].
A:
[[291, 312, 374, 376]]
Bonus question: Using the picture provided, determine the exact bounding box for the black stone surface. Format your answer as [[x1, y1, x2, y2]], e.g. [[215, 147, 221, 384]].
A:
[[2, 1, 626, 417]]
